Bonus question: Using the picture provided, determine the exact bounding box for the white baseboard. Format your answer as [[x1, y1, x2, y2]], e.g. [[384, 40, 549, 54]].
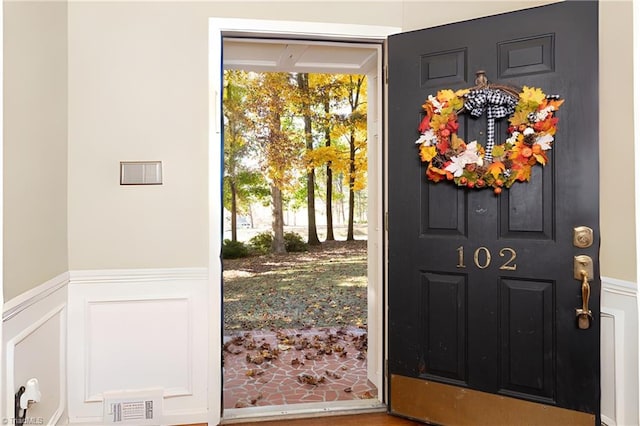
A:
[[66, 268, 209, 424], [2, 272, 69, 426]]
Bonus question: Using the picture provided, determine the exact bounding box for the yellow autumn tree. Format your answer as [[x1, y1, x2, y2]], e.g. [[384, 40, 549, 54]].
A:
[[319, 74, 367, 241], [223, 69, 255, 242], [306, 73, 348, 241], [246, 72, 301, 253], [292, 73, 321, 245]]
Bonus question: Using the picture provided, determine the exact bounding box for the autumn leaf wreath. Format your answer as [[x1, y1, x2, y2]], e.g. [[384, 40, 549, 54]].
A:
[[415, 84, 564, 195]]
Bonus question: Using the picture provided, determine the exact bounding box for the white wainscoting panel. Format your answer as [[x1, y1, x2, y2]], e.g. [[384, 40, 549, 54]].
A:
[[2, 272, 68, 426], [86, 298, 192, 401], [67, 268, 209, 425], [601, 276, 639, 426]]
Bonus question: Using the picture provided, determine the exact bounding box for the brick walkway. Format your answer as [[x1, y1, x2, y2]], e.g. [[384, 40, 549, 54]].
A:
[[222, 326, 377, 409]]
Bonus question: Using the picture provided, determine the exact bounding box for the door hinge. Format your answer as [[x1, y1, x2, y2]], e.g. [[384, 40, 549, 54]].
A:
[[384, 65, 389, 84], [384, 211, 389, 232], [384, 359, 389, 379]]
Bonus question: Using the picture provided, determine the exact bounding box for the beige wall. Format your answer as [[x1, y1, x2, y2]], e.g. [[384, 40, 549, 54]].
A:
[[599, 1, 635, 282], [0, 0, 629, 295], [67, 0, 636, 282], [63, 0, 560, 271], [67, 2, 211, 270], [3, 1, 68, 300]]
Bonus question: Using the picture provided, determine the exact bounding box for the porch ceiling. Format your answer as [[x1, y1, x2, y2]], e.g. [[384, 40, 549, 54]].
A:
[[223, 38, 378, 74]]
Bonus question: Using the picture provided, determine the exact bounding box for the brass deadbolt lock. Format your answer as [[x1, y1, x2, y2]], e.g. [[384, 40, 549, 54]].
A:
[[573, 226, 593, 248]]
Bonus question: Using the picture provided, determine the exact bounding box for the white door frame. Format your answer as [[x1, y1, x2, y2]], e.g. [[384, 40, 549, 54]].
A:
[[208, 18, 399, 425], [0, 2, 4, 421], [634, 2, 640, 423]]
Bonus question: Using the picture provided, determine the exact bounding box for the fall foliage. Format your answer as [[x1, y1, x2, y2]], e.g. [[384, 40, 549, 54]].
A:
[[223, 70, 368, 249]]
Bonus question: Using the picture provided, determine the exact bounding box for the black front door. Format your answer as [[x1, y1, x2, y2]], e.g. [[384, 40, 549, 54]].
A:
[[387, 2, 599, 424]]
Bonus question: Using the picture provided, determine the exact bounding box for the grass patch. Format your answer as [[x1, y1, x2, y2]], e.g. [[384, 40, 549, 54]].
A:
[[223, 240, 367, 333]]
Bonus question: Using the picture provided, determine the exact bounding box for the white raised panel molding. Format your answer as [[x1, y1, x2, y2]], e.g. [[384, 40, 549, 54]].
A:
[[67, 268, 208, 425], [601, 276, 639, 426], [2, 272, 68, 426], [85, 298, 192, 402]]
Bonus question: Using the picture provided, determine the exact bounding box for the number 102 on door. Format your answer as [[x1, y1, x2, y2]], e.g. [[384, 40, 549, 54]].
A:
[[456, 246, 517, 271]]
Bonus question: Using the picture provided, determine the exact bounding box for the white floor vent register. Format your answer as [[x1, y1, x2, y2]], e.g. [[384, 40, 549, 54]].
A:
[[103, 389, 163, 425]]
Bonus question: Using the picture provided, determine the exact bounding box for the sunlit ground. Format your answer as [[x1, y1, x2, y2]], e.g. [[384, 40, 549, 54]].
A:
[[223, 239, 367, 333]]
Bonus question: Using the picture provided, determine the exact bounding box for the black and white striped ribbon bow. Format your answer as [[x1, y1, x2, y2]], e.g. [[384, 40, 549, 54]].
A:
[[463, 88, 518, 161]]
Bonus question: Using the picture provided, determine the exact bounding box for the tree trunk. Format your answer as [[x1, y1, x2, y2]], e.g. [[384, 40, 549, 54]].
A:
[[307, 169, 321, 245], [271, 184, 286, 254], [324, 100, 335, 241], [230, 180, 238, 242], [298, 73, 321, 245], [347, 133, 356, 241]]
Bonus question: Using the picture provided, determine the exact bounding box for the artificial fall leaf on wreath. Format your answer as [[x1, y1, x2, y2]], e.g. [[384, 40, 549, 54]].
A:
[[487, 161, 506, 179]]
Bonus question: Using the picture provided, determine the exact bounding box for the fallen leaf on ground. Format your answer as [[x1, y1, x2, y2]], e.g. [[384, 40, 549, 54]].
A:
[[325, 370, 342, 379], [246, 353, 264, 364], [297, 373, 326, 386], [245, 369, 264, 377]]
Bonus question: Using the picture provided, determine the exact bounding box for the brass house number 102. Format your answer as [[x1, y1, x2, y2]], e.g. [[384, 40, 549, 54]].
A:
[[456, 246, 518, 271]]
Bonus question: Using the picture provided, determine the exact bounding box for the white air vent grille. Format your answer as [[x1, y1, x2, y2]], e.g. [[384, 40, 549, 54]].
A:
[[120, 161, 163, 185], [103, 389, 162, 425]]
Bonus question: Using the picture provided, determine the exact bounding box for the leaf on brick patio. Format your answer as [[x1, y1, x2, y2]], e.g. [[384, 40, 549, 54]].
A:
[[261, 348, 280, 360], [304, 352, 319, 361], [235, 400, 251, 408], [245, 369, 264, 377], [249, 393, 263, 405], [246, 353, 264, 364], [297, 373, 326, 386], [223, 341, 243, 354], [325, 370, 342, 379]]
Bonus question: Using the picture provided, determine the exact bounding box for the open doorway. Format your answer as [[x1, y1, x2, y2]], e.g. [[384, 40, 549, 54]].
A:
[[221, 68, 373, 409], [217, 36, 386, 419]]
